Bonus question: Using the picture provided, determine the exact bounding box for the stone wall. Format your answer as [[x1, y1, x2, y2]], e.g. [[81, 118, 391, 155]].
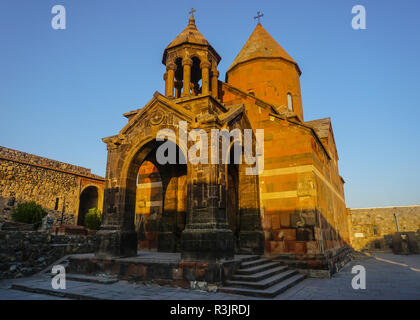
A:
[[0, 146, 104, 226], [0, 146, 97, 176], [0, 230, 96, 279], [348, 206, 420, 252]]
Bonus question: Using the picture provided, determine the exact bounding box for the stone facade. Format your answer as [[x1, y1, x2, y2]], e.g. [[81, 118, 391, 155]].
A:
[[0, 146, 105, 226], [221, 25, 350, 261], [93, 12, 351, 279], [348, 206, 420, 253]]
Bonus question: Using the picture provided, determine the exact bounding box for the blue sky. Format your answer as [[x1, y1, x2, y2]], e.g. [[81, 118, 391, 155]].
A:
[[0, 0, 419, 208]]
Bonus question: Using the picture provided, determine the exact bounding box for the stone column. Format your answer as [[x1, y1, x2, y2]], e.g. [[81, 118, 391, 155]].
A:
[[182, 58, 192, 97], [157, 162, 185, 253], [201, 60, 211, 95], [237, 169, 264, 255], [166, 62, 176, 98], [95, 145, 138, 258], [163, 72, 168, 97], [211, 69, 219, 99], [181, 120, 234, 261]]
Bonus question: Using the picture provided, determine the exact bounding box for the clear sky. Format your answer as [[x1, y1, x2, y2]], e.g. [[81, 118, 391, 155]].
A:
[[0, 0, 419, 208]]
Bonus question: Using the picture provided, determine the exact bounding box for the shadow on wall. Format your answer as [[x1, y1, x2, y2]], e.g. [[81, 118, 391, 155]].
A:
[[358, 230, 420, 255]]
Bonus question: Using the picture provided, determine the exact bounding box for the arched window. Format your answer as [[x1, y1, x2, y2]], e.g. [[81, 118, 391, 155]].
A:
[[191, 57, 202, 96], [287, 93, 293, 112], [174, 58, 183, 98]]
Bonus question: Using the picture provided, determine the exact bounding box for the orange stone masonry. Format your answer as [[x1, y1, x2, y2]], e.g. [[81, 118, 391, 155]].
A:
[[93, 12, 351, 278]]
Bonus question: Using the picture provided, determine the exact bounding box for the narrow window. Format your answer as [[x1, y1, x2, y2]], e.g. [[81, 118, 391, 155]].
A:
[[373, 225, 378, 236], [54, 198, 59, 210], [394, 213, 400, 232], [287, 93, 293, 111]]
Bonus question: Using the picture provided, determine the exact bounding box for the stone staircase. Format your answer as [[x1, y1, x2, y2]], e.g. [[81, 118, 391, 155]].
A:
[[219, 256, 306, 298]]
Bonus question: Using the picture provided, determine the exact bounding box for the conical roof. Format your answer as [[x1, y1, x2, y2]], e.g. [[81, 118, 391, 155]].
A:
[[162, 14, 220, 64], [227, 23, 300, 74]]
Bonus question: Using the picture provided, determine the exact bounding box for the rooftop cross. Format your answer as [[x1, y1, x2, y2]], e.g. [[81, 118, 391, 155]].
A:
[[189, 8, 196, 17], [254, 11, 264, 24]]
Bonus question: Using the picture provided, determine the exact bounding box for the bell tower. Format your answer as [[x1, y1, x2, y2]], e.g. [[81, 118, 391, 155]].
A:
[[162, 9, 221, 99]]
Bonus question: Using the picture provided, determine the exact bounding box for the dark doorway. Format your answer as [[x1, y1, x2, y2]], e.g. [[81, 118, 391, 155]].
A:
[[78, 186, 99, 226]]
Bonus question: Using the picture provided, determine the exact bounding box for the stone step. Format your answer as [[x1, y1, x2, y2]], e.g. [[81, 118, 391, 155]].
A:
[[45, 273, 118, 284], [240, 258, 272, 269], [225, 269, 298, 289], [238, 255, 261, 263], [37, 254, 71, 275], [67, 273, 119, 284], [273, 259, 316, 270], [231, 265, 289, 282], [11, 284, 102, 300], [236, 261, 283, 275], [219, 274, 306, 298]]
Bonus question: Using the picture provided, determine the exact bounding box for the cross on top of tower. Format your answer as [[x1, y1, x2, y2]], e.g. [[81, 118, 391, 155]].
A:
[[188, 8, 196, 26], [254, 11, 263, 24]]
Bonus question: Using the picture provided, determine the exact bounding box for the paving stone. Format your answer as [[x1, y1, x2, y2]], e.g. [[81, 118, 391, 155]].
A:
[[0, 253, 418, 300]]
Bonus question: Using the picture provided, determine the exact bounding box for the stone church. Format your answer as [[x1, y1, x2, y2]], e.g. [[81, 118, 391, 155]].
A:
[[95, 11, 351, 276]]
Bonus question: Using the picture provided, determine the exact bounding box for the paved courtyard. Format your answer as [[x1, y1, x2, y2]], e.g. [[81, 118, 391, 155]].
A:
[[0, 253, 419, 300]]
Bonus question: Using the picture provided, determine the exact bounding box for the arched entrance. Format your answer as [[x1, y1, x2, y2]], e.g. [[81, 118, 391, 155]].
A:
[[78, 186, 99, 226], [223, 136, 265, 255], [128, 139, 187, 252]]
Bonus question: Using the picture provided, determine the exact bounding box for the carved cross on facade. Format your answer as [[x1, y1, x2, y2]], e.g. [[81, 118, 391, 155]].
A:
[[254, 11, 263, 24], [189, 8, 196, 17]]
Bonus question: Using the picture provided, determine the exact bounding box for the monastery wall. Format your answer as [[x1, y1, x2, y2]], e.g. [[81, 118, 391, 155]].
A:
[[0, 146, 104, 225], [348, 206, 420, 252]]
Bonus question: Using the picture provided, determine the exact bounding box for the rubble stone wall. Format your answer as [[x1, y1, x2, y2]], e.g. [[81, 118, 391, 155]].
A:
[[348, 206, 420, 252], [0, 231, 96, 279], [0, 146, 104, 225]]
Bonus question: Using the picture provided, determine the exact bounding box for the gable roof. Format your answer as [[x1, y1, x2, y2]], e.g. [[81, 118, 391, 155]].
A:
[[305, 118, 332, 139], [305, 117, 338, 159]]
